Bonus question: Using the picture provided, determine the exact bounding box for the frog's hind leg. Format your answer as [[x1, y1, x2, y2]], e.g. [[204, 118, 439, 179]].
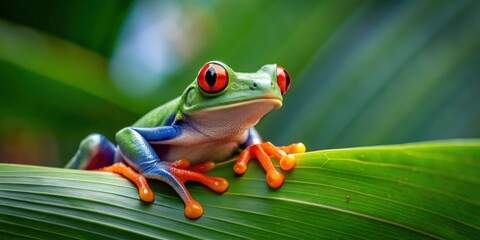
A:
[[65, 133, 116, 170]]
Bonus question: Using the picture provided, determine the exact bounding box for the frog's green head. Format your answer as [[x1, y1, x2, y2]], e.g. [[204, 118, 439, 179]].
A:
[[180, 61, 291, 113], [179, 61, 291, 138]]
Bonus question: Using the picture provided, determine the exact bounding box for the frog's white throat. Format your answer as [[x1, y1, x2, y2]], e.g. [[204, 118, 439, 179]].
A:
[[184, 98, 282, 140]]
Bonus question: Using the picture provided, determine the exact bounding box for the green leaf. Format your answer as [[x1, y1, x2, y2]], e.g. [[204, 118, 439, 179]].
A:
[[0, 140, 479, 239]]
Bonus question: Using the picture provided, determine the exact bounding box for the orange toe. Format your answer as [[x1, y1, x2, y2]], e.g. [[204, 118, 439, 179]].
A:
[[189, 161, 216, 173], [291, 143, 306, 153], [139, 186, 155, 202], [209, 177, 229, 193], [170, 158, 190, 169], [266, 171, 284, 189], [233, 162, 247, 174], [184, 200, 204, 219], [280, 154, 296, 170]]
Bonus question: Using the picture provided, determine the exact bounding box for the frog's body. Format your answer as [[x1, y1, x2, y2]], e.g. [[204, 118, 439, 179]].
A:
[[66, 61, 305, 219], [133, 97, 278, 164]]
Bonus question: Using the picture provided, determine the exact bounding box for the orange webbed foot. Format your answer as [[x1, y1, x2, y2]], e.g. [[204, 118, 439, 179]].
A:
[[165, 165, 228, 218], [98, 160, 228, 219], [234, 142, 306, 188]]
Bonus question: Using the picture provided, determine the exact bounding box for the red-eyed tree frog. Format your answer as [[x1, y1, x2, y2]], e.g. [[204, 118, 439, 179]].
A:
[[66, 61, 306, 219]]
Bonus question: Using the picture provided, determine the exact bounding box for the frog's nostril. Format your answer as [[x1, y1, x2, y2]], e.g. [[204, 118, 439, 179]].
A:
[[252, 83, 258, 89]]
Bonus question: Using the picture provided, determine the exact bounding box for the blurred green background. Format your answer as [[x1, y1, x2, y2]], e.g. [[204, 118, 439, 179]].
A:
[[0, 0, 479, 167]]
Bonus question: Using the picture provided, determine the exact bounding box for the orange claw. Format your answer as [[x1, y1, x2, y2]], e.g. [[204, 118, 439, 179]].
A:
[[234, 142, 306, 188], [97, 162, 155, 202]]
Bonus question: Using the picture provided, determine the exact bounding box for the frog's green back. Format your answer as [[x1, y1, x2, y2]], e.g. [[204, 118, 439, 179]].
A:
[[132, 97, 181, 128]]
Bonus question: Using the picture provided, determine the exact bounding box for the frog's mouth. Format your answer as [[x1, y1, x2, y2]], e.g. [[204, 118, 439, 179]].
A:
[[184, 98, 282, 139], [196, 98, 282, 112]]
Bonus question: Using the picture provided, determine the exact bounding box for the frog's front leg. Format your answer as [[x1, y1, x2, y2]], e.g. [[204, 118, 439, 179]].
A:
[[234, 128, 306, 188], [102, 126, 228, 219]]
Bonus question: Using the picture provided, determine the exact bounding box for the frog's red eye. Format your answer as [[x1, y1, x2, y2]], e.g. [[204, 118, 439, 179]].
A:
[[276, 66, 291, 95], [197, 63, 229, 94]]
